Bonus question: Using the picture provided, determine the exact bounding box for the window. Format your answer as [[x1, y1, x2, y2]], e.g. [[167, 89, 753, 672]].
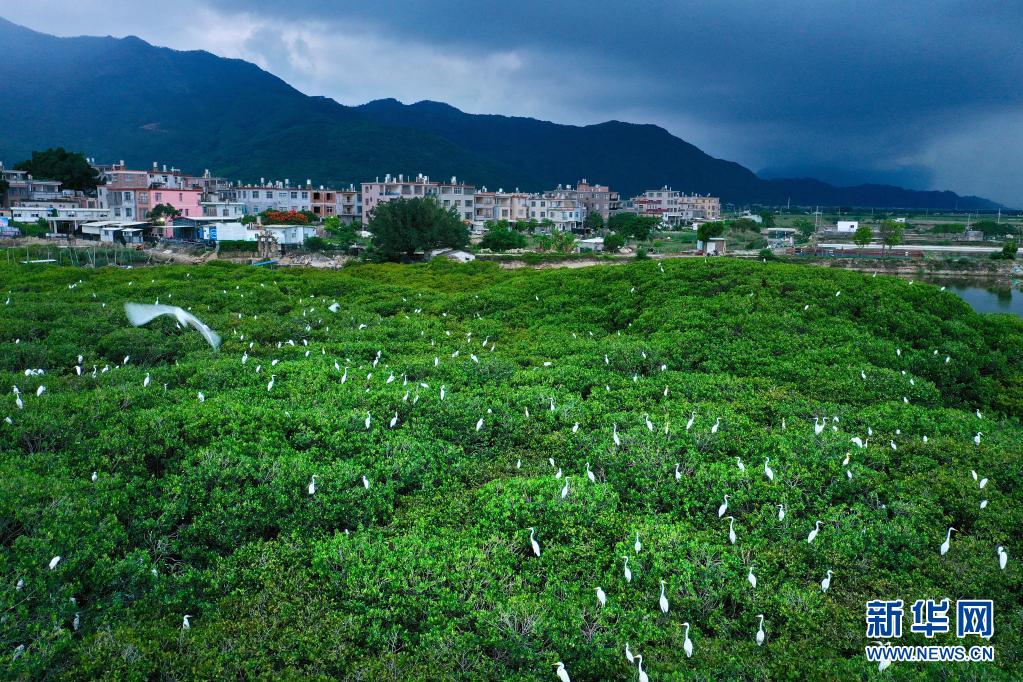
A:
[[155, 193, 162, 201], [291, 192, 297, 199]]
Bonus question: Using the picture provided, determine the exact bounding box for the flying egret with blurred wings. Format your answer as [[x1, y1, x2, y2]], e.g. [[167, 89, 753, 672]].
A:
[[124, 303, 221, 349]]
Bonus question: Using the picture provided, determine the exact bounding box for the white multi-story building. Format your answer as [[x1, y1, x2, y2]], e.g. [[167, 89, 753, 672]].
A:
[[436, 177, 475, 224], [221, 180, 312, 215], [528, 194, 582, 232], [361, 173, 436, 225]]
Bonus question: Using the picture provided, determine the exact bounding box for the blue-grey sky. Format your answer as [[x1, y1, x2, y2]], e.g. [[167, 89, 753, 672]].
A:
[[3, 0, 1022, 205]]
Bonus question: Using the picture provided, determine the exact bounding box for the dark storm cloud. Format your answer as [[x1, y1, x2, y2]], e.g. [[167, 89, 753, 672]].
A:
[[3, 0, 1022, 202]]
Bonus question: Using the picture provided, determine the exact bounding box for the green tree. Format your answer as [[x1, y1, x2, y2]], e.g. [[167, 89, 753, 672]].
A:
[[758, 211, 776, 227], [480, 222, 527, 251], [879, 220, 905, 256], [369, 197, 468, 262], [607, 212, 635, 233], [14, 148, 99, 192], [304, 236, 327, 251], [583, 212, 604, 232], [240, 215, 258, 225], [603, 232, 625, 252], [853, 225, 873, 250], [1001, 240, 1018, 260], [793, 218, 815, 240], [149, 203, 181, 224], [323, 215, 342, 234], [697, 221, 725, 243], [972, 220, 1013, 238]]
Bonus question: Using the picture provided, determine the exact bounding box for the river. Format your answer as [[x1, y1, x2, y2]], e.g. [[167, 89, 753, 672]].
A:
[[919, 277, 1023, 317]]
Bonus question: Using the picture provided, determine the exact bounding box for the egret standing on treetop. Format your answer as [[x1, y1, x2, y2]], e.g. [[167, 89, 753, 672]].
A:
[[529, 528, 541, 557], [764, 457, 774, 481], [686, 413, 696, 431], [586, 462, 596, 482], [777, 504, 786, 521], [634, 532, 642, 553], [622, 556, 632, 582], [807, 520, 822, 543], [596, 586, 606, 607], [711, 417, 721, 434], [748, 565, 758, 588], [726, 516, 737, 544], [718, 494, 730, 517], [940, 527, 956, 555], [997, 546, 1008, 570], [659, 579, 669, 613], [756, 614, 766, 645], [821, 570, 833, 592], [308, 475, 317, 495], [613, 423, 621, 446], [560, 477, 570, 499]]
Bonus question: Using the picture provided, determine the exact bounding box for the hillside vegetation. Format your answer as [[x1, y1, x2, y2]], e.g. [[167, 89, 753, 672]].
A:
[[1, 259, 1021, 680]]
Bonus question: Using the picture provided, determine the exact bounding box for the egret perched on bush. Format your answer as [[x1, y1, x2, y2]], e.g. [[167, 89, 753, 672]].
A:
[[756, 614, 766, 645], [48, 555, 61, 570], [997, 546, 1008, 570], [807, 520, 822, 544], [764, 457, 774, 481], [777, 504, 785, 521], [553, 661, 570, 682], [267, 375, 275, 392], [365, 412, 372, 430], [726, 516, 737, 544], [308, 475, 317, 496], [595, 586, 606, 607], [748, 565, 758, 588], [634, 532, 642, 553], [940, 527, 956, 555], [658, 579, 670, 613], [124, 303, 221, 349], [560, 477, 569, 499], [625, 642, 635, 662], [529, 528, 541, 557], [622, 556, 632, 582], [736, 457, 746, 472], [674, 463, 682, 481], [586, 462, 596, 483], [821, 570, 833, 592], [613, 423, 621, 446], [711, 417, 721, 434], [686, 413, 696, 431], [182, 615, 191, 630], [635, 654, 649, 682], [362, 475, 370, 489], [718, 494, 730, 517], [390, 411, 399, 428]]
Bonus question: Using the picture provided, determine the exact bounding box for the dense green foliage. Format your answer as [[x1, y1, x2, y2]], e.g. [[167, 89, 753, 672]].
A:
[[608, 214, 660, 242], [854, 225, 874, 248], [368, 197, 468, 262], [584, 212, 605, 232], [13, 148, 99, 192], [697, 221, 725, 243], [1, 258, 1021, 680], [148, 203, 180, 223], [480, 222, 528, 251], [603, 232, 625, 252]]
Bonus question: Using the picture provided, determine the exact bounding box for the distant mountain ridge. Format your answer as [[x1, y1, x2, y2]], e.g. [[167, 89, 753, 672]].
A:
[[0, 17, 1000, 209]]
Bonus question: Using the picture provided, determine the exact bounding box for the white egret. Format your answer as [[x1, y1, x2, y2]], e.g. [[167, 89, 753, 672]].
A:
[[124, 303, 221, 349], [267, 375, 275, 392], [756, 614, 765, 645], [529, 528, 541, 557], [807, 520, 822, 544], [718, 494, 730, 518], [940, 527, 956, 555], [143, 373, 151, 387], [674, 463, 682, 481], [979, 477, 988, 489], [634, 532, 642, 554], [613, 423, 620, 446], [874, 641, 892, 672], [440, 385, 445, 401], [748, 565, 757, 589], [644, 414, 654, 432], [814, 417, 825, 435], [365, 412, 372, 430], [736, 457, 746, 472], [997, 546, 1007, 570], [764, 457, 774, 481], [711, 417, 721, 434], [362, 475, 370, 489], [821, 569, 833, 592], [974, 432, 982, 446], [777, 504, 785, 521], [850, 436, 864, 448], [554, 468, 563, 479], [596, 586, 606, 607], [622, 556, 632, 582], [980, 499, 988, 509], [625, 642, 635, 662], [48, 556, 61, 570], [586, 462, 596, 483], [308, 475, 317, 495], [686, 413, 696, 431], [476, 417, 485, 431], [182, 615, 191, 630], [91, 471, 98, 483], [726, 516, 736, 544], [573, 422, 580, 434], [682, 622, 694, 657], [561, 477, 570, 499], [635, 654, 649, 682], [16, 578, 24, 591], [390, 412, 399, 429]]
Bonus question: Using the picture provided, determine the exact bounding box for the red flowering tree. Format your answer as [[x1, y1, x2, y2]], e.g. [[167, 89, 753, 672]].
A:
[[260, 210, 309, 225]]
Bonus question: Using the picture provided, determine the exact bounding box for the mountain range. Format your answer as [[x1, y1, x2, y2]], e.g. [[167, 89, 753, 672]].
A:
[[0, 17, 999, 209]]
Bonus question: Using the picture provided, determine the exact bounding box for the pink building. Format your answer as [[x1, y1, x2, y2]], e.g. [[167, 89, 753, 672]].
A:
[[360, 173, 437, 225]]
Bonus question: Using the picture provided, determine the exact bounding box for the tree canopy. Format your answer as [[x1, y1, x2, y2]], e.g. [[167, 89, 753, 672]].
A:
[[608, 214, 658, 242], [14, 148, 99, 192], [697, 221, 726, 243], [583, 211, 604, 232], [853, 225, 874, 249], [480, 221, 527, 251], [369, 197, 468, 261]]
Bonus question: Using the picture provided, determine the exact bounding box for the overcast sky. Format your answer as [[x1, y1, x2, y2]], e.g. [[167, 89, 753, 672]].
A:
[[3, 0, 1022, 205]]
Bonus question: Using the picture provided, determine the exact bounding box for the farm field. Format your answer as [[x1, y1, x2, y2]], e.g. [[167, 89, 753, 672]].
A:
[[2, 258, 1022, 680]]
